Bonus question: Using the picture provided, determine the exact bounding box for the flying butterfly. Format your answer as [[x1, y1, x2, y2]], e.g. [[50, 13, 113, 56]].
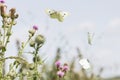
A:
[[79, 58, 91, 70], [45, 9, 69, 22]]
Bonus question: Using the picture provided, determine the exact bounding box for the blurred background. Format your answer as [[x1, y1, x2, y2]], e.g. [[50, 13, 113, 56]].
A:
[[3, 0, 120, 79]]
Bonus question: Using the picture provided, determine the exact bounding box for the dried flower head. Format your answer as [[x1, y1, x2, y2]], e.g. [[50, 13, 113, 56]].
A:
[[9, 8, 18, 19], [0, 5, 7, 17]]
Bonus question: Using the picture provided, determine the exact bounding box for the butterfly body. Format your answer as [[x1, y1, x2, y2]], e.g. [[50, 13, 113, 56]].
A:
[[46, 9, 57, 18], [46, 9, 69, 22]]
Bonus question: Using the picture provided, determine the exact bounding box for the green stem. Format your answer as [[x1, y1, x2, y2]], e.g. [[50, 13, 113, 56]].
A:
[[34, 45, 39, 71], [59, 77, 61, 80], [0, 20, 5, 75], [0, 56, 28, 65], [2, 18, 6, 46], [8, 64, 15, 74], [4, 19, 16, 48], [0, 55, 4, 78], [34, 44, 39, 79], [34, 53, 37, 71], [18, 36, 31, 56]]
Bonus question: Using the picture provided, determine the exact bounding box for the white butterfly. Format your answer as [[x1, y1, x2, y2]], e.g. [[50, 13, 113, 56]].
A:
[[79, 58, 91, 70], [88, 32, 94, 45], [45, 9, 69, 22]]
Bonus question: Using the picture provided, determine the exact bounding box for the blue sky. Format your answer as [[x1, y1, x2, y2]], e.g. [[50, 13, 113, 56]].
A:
[[3, 0, 120, 78]]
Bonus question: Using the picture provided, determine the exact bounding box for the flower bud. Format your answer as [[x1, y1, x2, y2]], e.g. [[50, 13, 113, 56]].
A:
[[0, 5, 7, 17], [35, 35, 45, 45], [29, 40, 35, 47], [9, 8, 16, 19], [28, 29, 35, 36], [33, 25, 38, 30]]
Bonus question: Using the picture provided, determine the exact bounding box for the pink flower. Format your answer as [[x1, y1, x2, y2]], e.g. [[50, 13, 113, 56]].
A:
[[33, 25, 38, 30], [0, 0, 5, 3], [62, 64, 69, 72], [55, 61, 61, 68], [57, 70, 64, 78]]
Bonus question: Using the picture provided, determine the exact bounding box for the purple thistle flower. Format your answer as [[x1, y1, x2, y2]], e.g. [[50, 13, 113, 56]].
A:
[[57, 70, 64, 78], [55, 61, 61, 69], [62, 65, 69, 72], [33, 25, 38, 30], [0, 0, 5, 3]]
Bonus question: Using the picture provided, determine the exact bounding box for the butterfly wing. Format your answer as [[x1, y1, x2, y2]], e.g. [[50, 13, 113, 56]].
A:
[[79, 58, 91, 70], [45, 9, 57, 19], [57, 11, 69, 22]]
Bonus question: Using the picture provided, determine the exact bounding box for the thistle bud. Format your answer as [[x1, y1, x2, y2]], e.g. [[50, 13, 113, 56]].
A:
[[28, 29, 35, 36], [0, 5, 7, 17], [9, 8, 16, 19], [29, 40, 35, 47], [35, 35, 45, 45], [33, 25, 38, 30]]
